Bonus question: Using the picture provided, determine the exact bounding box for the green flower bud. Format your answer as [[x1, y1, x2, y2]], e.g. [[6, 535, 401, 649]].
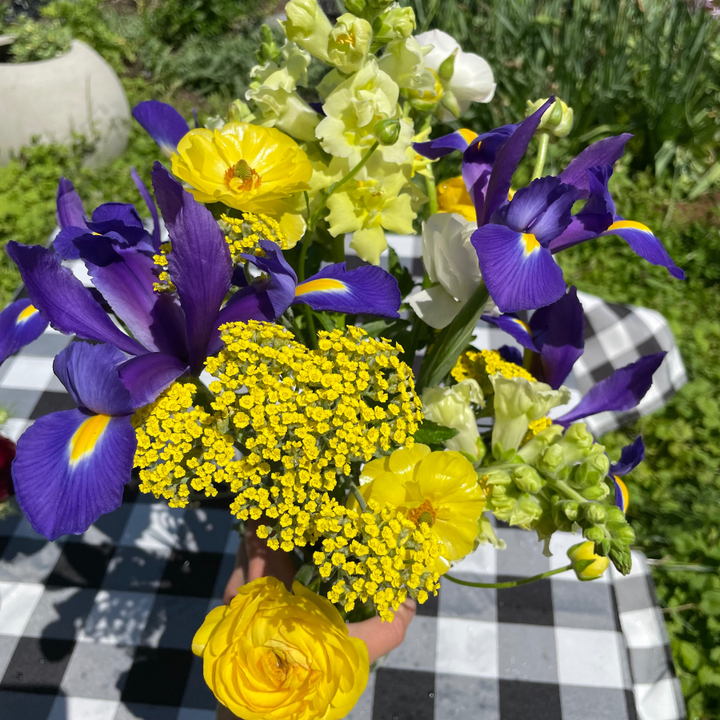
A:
[[526, 96, 574, 138], [328, 13, 372, 73], [605, 506, 626, 524], [558, 499, 579, 522], [227, 100, 254, 123], [405, 68, 444, 111], [281, 0, 332, 63], [582, 503, 607, 525], [482, 468, 512, 486], [517, 424, 564, 464], [438, 48, 458, 81], [509, 493, 544, 529], [584, 526, 604, 544], [573, 453, 610, 488], [557, 422, 596, 465], [344, 0, 367, 14], [439, 90, 462, 119], [612, 524, 636, 546], [257, 24, 282, 64], [373, 118, 402, 145], [568, 541, 610, 581], [474, 513, 507, 550], [580, 483, 610, 501], [372, 5, 415, 46], [610, 546, 632, 575], [512, 465, 544, 494], [538, 444, 567, 477]]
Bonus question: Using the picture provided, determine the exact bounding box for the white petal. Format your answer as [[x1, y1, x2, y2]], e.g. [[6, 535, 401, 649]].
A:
[[450, 51, 496, 104], [414, 29, 460, 71], [408, 286, 461, 329]]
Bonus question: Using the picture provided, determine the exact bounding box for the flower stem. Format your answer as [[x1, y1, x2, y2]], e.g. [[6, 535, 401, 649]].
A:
[[426, 168, 438, 216], [531, 132, 550, 180], [349, 482, 368, 513], [550, 479, 587, 505], [444, 563, 573, 589]]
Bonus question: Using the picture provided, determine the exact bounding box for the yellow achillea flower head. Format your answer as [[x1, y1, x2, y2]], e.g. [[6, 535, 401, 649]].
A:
[[171, 122, 313, 243], [192, 577, 368, 720], [353, 445, 485, 572], [219, 212, 292, 257], [452, 348, 535, 395], [436, 175, 475, 222]]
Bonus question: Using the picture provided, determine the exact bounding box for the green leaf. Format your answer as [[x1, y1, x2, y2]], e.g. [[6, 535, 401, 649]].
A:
[[700, 590, 720, 617], [679, 640, 704, 673], [413, 419, 459, 445], [387, 247, 415, 299]]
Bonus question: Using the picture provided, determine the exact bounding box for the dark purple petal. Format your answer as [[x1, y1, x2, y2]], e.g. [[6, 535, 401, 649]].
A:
[[527, 185, 579, 246], [243, 241, 297, 317], [529, 286, 585, 389], [471, 224, 566, 313], [413, 130, 474, 160], [559, 134, 632, 196], [133, 101, 190, 158], [152, 165, 231, 373], [0, 300, 48, 366], [53, 342, 133, 416], [498, 176, 562, 231], [498, 345, 524, 367], [119, 353, 188, 407], [74, 236, 188, 358], [91, 203, 144, 228], [480, 98, 554, 225], [6, 243, 147, 357], [132, 167, 161, 252], [610, 436, 645, 477], [555, 353, 667, 426], [13, 410, 135, 541], [294, 263, 401, 318], [53, 226, 87, 260], [481, 313, 537, 351], [56, 177, 86, 229]]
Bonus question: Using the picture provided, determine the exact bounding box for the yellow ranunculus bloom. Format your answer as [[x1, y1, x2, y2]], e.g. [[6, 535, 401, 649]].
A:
[[355, 444, 485, 571], [193, 577, 368, 720], [171, 123, 313, 245], [436, 175, 476, 222]]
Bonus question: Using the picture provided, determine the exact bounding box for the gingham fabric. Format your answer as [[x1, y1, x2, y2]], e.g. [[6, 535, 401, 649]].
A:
[[0, 236, 686, 719]]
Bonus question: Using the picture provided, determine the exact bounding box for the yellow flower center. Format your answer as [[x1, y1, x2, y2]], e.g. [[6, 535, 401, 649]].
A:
[[262, 648, 290, 685], [225, 159, 262, 192], [408, 499, 436, 527], [335, 31, 356, 46], [70, 414, 111, 466]]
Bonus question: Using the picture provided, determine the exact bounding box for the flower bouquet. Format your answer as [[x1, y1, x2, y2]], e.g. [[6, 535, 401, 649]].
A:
[[0, 1, 685, 718]]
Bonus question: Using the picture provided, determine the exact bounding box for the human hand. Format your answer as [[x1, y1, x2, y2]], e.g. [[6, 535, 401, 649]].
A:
[[223, 521, 416, 665]]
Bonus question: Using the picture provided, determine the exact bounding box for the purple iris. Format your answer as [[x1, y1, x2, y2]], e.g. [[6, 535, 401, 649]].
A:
[[132, 100, 190, 158], [0, 299, 48, 366], [609, 436, 644, 513], [13, 342, 142, 540]]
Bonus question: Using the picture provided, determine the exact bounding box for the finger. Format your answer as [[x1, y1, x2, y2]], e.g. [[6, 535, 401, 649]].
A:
[[222, 538, 249, 604], [244, 521, 296, 589], [347, 600, 417, 665]]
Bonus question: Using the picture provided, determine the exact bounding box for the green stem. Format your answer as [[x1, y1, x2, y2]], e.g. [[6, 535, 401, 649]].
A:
[[550, 479, 587, 504], [350, 483, 368, 513], [417, 280, 489, 392], [531, 132, 550, 180], [426, 169, 438, 216], [303, 305, 318, 350], [445, 563, 573, 589]]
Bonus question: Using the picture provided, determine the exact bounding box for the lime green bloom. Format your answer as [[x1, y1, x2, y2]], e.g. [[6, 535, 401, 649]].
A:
[[316, 58, 412, 166], [378, 37, 430, 92], [490, 375, 570, 459], [246, 43, 320, 142], [356, 444, 486, 572], [328, 13, 372, 73], [373, 5, 416, 46], [326, 158, 415, 264], [567, 541, 610, 581], [281, 0, 332, 63], [422, 379, 485, 460]]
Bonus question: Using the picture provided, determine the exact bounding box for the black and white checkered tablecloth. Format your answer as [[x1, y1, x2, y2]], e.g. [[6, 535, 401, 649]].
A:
[[0, 235, 687, 720]]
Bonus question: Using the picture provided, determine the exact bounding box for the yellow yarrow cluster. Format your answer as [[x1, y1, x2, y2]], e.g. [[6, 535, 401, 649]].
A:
[[204, 321, 423, 552], [312, 499, 440, 621], [152, 242, 176, 293], [452, 348, 536, 386], [219, 212, 290, 260], [133, 382, 237, 507]]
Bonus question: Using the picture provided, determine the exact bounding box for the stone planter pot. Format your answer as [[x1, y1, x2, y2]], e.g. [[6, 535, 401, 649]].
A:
[[0, 37, 130, 165]]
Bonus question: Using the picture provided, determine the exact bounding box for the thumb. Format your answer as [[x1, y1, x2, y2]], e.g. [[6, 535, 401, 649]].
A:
[[347, 600, 416, 665]]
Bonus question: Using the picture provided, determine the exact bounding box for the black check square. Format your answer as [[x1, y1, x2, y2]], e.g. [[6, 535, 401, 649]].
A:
[[373, 668, 435, 720], [158, 550, 223, 598], [46, 541, 115, 589], [496, 576, 554, 626], [29, 391, 77, 419], [500, 679, 562, 720], [121, 646, 194, 706], [0, 637, 75, 694]]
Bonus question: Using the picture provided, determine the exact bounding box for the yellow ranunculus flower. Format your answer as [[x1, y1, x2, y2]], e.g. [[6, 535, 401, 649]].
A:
[[355, 444, 485, 571], [193, 577, 369, 720], [171, 122, 313, 245], [436, 175, 476, 222]]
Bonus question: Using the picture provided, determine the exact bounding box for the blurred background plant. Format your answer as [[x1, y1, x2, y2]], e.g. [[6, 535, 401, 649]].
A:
[[0, 0, 719, 716]]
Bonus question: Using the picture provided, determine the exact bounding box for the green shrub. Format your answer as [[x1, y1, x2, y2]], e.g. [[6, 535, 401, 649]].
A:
[[7, 17, 71, 62]]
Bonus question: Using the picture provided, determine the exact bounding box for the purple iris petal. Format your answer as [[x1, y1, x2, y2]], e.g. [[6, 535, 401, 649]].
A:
[[53, 226, 89, 260], [559, 134, 632, 196], [243, 241, 297, 318], [471, 224, 566, 313], [0, 299, 48, 366], [6, 243, 147, 357], [610, 436, 645, 477], [481, 313, 537, 351], [499, 176, 562, 231], [527, 185, 578, 246], [119, 352, 188, 407], [132, 167, 161, 252], [56, 177, 86, 229], [53, 342, 134, 416], [413, 130, 473, 160], [74, 236, 188, 358], [480, 98, 554, 225], [529, 286, 585, 389], [498, 345, 523, 367], [13, 409, 136, 540], [152, 164, 231, 373], [133, 101, 190, 158], [91, 203, 144, 228], [555, 352, 666, 426], [293, 263, 401, 318]]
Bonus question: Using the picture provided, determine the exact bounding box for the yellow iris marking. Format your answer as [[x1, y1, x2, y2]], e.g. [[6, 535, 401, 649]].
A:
[[69, 414, 111, 466], [511, 318, 532, 334], [16, 305, 38, 323], [608, 220, 652, 234], [522, 232, 540, 254], [614, 475, 630, 512], [458, 128, 478, 144], [294, 278, 347, 297]]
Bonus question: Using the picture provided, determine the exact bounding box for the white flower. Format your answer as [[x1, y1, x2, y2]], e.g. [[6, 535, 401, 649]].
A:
[[408, 212, 481, 329], [415, 29, 495, 121]]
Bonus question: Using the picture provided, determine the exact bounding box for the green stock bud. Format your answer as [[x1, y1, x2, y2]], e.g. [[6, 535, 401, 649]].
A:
[[556, 499, 579, 522], [328, 13, 372, 73], [567, 541, 610, 581], [582, 503, 607, 525], [405, 68, 444, 112], [526, 96, 574, 138], [344, 0, 367, 14], [257, 24, 282, 64], [373, 118, 402, 145], [517, 424, 564, 464], [281, 0, 332, 63], [439, 90, 462, 119], [557, 423, 597, 465], [610, 546, 632, 575], [372, 5, 415, 46], [580, 482, 610, 501], [482, 468, 512, 486], [474, 513, 507, 550], [438, 48, 458, 81], [573, 453, 610, 488], [612, 524, 636, 546], [509, 493, 544, 529], [584, 526, 604, 544], [538, 444, 567, 477], [227, 100, 254, 123], [512, 465, 544, 494], [605, 506, 626, 525]]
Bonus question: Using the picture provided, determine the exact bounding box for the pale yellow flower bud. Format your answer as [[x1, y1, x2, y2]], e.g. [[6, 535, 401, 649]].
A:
[[328, 13, 372, 73], [281, 0, 332, 63]]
